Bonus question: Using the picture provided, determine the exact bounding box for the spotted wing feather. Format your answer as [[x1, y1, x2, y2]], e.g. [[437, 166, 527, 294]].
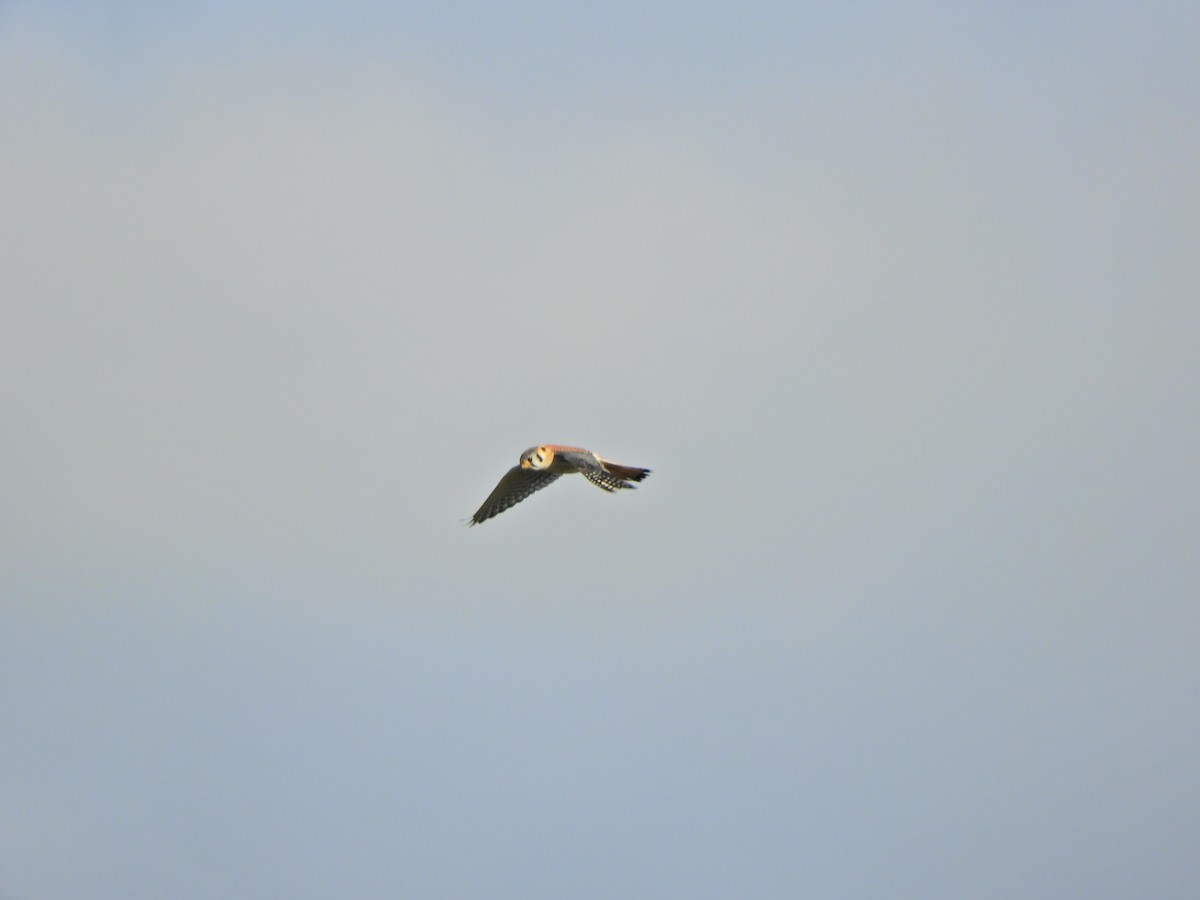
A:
[[470, 467, 560, 525], [557, 450, 644, 493]]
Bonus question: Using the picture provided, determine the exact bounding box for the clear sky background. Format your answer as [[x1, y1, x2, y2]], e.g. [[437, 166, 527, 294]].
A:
[[2, 2, 1198, 897]]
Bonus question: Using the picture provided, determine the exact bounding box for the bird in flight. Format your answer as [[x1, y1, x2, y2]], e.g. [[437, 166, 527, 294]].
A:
[[470, 444, 651, 525]]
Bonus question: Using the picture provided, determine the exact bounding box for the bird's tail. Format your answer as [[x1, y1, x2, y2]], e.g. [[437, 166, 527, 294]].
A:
[[598, 459, 651, 483]]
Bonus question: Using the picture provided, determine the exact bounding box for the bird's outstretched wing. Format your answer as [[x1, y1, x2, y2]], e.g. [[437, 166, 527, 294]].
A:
[[470, 467, 560, 525]]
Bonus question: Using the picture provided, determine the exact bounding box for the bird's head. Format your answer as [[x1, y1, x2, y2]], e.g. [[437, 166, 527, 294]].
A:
[[520, 445, 553, 470]]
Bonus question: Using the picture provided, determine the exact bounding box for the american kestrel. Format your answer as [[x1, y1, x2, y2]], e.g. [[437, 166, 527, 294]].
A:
[[470, 444, 651, 525]]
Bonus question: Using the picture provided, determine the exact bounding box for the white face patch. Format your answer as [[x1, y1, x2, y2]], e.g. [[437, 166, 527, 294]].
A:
[[521, 447, 551, 469]]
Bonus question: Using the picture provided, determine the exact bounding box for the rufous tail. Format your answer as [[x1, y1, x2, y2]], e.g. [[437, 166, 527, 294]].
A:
[[600, 460, 651, 483]]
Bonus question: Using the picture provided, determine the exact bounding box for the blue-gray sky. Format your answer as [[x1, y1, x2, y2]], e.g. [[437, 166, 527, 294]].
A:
[[2, 3, 1198, 897]]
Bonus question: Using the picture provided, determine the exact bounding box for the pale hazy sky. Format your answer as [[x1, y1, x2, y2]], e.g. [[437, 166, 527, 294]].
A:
[[2, 3, 1198, 898]]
